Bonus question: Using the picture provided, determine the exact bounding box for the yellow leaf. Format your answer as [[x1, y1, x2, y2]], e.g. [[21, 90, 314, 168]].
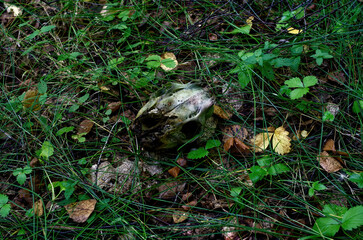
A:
[[287, 27, 302, 34], [160, 52, 178, 71], [172, 211, 188, 223], [246, 16, 254, 27], [272, 127, 291, 155], [252, 127, 274, 152]]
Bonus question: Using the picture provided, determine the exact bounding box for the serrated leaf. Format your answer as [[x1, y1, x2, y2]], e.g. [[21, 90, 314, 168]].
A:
[[0, 204, 11, 217], [257, 156, 272, 167], [272, 126, 291, 155], [249, 165, 268, 183], [237, 71, 251, 89], [40, 141, 54, 160], [230, 187, 242, 197], [313, 217, 340, 237], [38, 80, 47, 94], [205, 139, 221, 150], [0, 194, 9, 206], [323, 204, 347, 216], [285, 77, 303, 88], [290, 88, 309, 100], [16, 173, 26, 185], [303, 76, 318, 87], [187, 147, 209, 159], [342, 206, 363, 230]]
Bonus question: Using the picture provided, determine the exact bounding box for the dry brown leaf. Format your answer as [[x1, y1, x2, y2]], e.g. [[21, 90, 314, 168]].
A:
[[33, 199, 43, 217], [327, 71, 346, 85], [213, 105, 231, 119], [177, 157, 187, 167], [107, 101, 122, 112], [272, 127, 291, 155], [323, 139, 336, 152], [223, 137, 234, 152], [222, 125, 248, 142], [317, 151, 343, 173], [182, 200, 197, 210], [77, 119, 94, 135], [158, 182, 186, 199], [208, 33, 218, 41], [168, 166, 180, 178], [22, 89, 41, 110], [234, 138, 250, 153], [65, 199, 97, 223], [252, 127, 274, 153], [160, 52, 178, 71], [172, 211, 188, 223]]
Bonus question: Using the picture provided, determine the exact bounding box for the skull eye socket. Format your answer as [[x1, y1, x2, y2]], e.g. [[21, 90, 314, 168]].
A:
[[141, 116, 163, 130], [181, 120, 201, 139]]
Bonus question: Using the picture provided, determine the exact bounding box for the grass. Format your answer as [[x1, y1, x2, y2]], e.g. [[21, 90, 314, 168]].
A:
[[1, 0, 362, 239]]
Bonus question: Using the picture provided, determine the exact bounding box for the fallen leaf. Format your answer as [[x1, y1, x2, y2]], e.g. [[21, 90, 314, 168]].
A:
[[22, 89, 41, 110], [272, 127, 291, 155], [177, 158, 187, 167], [327, 71, 346, 85], [213, 105, 231, 119], [158, 182, 186, 199], [65, 199, 97, 223], [172, 211, 188, 223], [252, 127, 274, 153], [160, 52, 178, 71], [33, 199, 43, 217], [77, 119, 94, 135], [222, 125, 248, 142], [4, 3, 23, 17], [107, 101, 122, 112], [317, 151, 343, 173], [287, 27, 302, 34], [182, 200, 197, 210], [293, 130, 309, 141], [168, 166, 180, 178], [208, 33, 218, 41], [323, 139, 336, 152], [223, 137, 234, 152]]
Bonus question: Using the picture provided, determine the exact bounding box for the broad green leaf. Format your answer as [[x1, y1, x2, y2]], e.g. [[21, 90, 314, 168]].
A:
[[291, 45, 303, 55], [308, 188, 315, 197], [285, 77, 303, 88], [316, 57, 323, 66], [272, 57, 295, 68], [0, 194, 8, 206], [313, 217, 340, 237], [38, 80, 47, 94], [237, 71, 251, 89], [348, 172, 363, 188], [352, 100, 363, 114], [145, 55, 161, 61], [40, 25, 56, 33], [23, 166, 32, 174], [323, 204, 347, 216], [312, 181, 327, 191], [187, 147, 209, 159], [0, 204, 11, 217], [108, 57, 125, 69], [268, 163, 289, 175], [342, 205, 363, 230], [249, 165, 268, 183], [146, 61, 161, 68], [303, 76, 318, 87], [257, 156, 272, 167], [322, 111, 334, 122], [16, 173, 26, 185], [205, 139, 221, 150], [56, 126, 75, 136], [161, 58, 176, 68], [25, 30, 40, 40], [117, 10, 130, 21], [108, 23, 128, 31], [290, 88, 309, 100], [40, 141, 54, 160]]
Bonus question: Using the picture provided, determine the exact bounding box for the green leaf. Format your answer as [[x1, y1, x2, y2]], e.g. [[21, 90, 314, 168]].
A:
[[40, 25, 56, 33], [69, 104, 79, 113], [0, 204, 11, 218], [108, 57, 125, 69], [37, 80, 47, 94], [23, 166, 32, 174], [285, 77, 303, 88], [290, 88, 309, 100], [268, 163, 290, 175], [348, 172, 363, 188], [56, 126, 75, 136], [272, 58, 295, 68], [39, 141, 54, 160], [161, 58, 176, 69], [257, 156, 272, 167], [145, 55, 161, 61], [0, 194, 9, 206], [308, 188, 315, 197], [117, 10, 130, 21], [322, 111, 334, 122], [108, 23, 128, 31], [312, 181, 327, 191], [249, 165, 268, 183], [303, 76, 318, 87], [230, 187, 242, 197], [187, 147, 209, 159], [146, 61, 161, 68], [16, 173, 26, 185], [205, 139, 221, 150], [237, 71, 251, 89], [313, 217, 340, 237], [78, 93, 89, 104], [352, 100, 363, 114], [342, 205, 363, 230], [25, 30, 40, 40], [316, 58, 323, 66], [291, 45, 303, 55], [323, 204, 347, 216]]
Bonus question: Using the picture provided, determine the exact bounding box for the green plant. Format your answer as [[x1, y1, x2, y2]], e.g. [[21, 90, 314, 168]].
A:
[[248, 156, 290, 184], [308, 181, 327, 197], [48, 180, 78, 200], [311, 49, 333, 66], [275, 7, 305, 31], [39, 140, 54, 163], [312, 204, 363, 237], [283, 76, 318, 100], [352, 100, 363, 114], [187, 139, 221, 159], [0, 194, 11, 218], [13, 166, 32, 185], [346, 171, 363, 188]]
